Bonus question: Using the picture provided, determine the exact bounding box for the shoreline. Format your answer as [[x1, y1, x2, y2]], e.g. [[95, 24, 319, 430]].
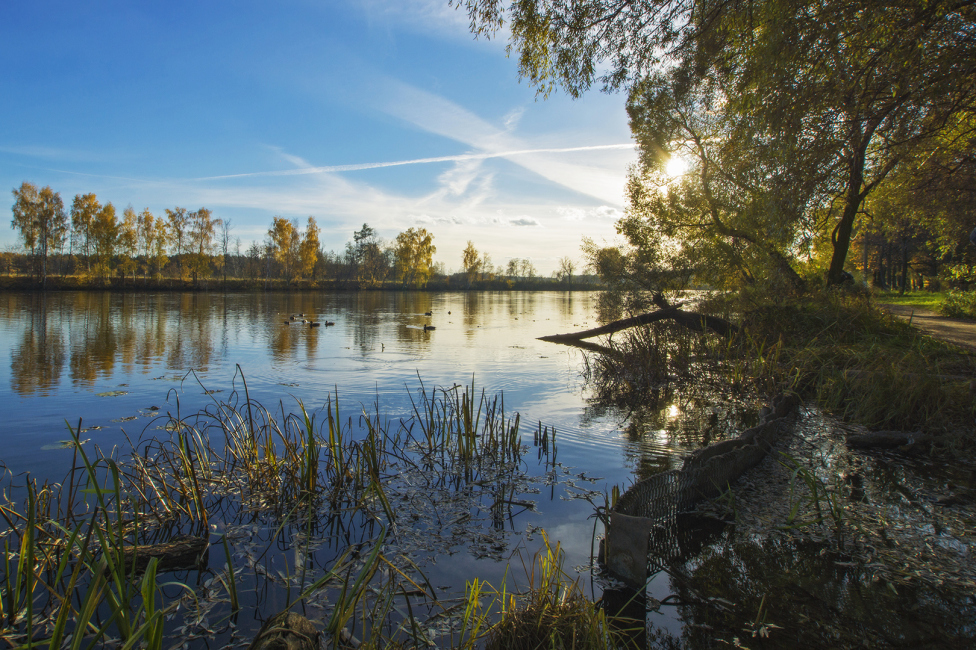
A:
[[0, 275, 603, 293]]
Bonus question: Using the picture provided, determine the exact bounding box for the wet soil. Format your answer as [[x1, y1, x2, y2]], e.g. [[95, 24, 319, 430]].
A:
[[653, 406, 976, 648]]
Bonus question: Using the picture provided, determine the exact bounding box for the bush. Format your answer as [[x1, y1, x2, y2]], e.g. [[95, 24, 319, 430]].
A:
[[941, 290, 976, 319]]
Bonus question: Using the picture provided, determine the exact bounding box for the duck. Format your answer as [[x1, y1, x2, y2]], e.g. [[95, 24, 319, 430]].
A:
[[424, 311, 433, 316], [283, 320, 291, 325], [423, 324, 436, 331], [310, 322, 321, 327], [325, 321, 336, 326]]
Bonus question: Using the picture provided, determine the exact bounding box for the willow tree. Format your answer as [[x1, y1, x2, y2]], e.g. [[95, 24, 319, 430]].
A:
[[453, 0, 976, 286]]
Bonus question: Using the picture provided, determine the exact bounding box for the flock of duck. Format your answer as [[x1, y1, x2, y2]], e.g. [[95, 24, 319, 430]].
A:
[[282, 313, 334, 327], [281, 309, 448, 332]]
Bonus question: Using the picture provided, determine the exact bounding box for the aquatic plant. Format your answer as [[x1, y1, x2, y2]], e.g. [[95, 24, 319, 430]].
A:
[[0, 370, 586, 649]]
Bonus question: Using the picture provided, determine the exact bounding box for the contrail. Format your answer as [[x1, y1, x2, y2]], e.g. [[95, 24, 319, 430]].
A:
[[196, 144, 636, 180]]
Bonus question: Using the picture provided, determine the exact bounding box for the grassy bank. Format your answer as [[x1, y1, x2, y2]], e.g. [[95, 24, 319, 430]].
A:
[[874, 289, 946, 312], [593, 288, 975, 448]]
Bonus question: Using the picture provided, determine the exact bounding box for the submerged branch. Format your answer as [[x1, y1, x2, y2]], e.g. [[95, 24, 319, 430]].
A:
[[538, 306, 739, 344]]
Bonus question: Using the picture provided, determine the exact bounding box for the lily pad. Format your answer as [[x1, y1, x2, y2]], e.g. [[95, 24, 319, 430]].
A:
[[96, 390, 128, 397], [41, 439, 90, 451]]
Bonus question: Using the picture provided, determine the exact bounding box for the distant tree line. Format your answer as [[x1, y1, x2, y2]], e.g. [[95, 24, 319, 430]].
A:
[[7, 182, 595, 290]]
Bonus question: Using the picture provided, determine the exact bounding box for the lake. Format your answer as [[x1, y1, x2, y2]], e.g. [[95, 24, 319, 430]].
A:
[[3, 290, 973, 648], [0, 289, 706, 644]]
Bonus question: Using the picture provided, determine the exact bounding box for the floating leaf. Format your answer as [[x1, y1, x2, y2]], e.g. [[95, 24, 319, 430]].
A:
[[41, 438, 90, 450], [96, 390, 128, 397]]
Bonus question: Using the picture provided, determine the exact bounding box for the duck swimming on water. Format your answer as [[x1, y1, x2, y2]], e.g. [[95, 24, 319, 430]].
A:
[[423, 324, 436, 331]]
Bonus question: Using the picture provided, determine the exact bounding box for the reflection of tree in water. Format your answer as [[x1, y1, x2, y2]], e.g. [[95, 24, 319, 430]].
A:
[[69, 292, 118, 385], [353, 291, 388, 352], [165, 293, 215, 370], [580, 377, 762, 483], [10, 299, 65, 396], [462, 291, 485, 329], [8, 292, 220, 387]]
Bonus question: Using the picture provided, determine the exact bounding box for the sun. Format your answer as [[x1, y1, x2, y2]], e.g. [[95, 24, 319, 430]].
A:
[[665, 156, 690, 178]]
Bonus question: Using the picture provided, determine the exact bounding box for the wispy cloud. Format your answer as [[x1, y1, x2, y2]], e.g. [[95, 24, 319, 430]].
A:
[[0, 145, 109, 163], [193, 144, 634, 181], [374, 80, 635, 205]]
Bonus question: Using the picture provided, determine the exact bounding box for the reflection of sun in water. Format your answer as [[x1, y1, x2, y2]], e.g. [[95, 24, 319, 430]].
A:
[[665, 156, 690, 178]]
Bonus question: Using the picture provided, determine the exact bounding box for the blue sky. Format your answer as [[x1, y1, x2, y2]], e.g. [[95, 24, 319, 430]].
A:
[[0, 0, 636, 274]]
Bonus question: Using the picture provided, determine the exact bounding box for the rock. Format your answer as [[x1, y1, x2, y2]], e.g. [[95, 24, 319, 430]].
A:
[[248, 612, 320, 650]]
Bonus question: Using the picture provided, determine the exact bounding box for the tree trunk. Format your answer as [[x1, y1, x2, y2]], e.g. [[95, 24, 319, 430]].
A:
[[539, 305, 739, 344], [827, 121, 873, 286]]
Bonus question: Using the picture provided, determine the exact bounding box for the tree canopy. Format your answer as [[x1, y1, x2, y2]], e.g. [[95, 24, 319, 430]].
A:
[[455, 0, 976, 288]]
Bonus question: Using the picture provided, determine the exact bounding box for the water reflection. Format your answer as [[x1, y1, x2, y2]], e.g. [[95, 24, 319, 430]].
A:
[[10, 297, 65, 396]]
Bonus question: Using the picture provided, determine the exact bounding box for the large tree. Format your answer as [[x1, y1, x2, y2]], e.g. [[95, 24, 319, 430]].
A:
[[394, 227, 436, 288], [165, 207, 190, 279], [269, 216, 299, 281], [91, 202, 119, 282], [298, 216, 320, 280], [188, 207, 220, 283], [70, 193, 100, 272], [350, 223, 388, 287], [454, 0, 976, 286], [462, 240, 481, 286], [11, 182, 67, 287]]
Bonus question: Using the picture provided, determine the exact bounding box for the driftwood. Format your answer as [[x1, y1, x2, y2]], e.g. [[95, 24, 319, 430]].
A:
[[116, 536, 209, 574], [248, 612, 320, 650], [845, 431, 929, 450], [538, 305, 739, 345]]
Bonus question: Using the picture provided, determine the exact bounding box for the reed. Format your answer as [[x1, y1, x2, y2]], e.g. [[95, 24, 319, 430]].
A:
[[0, 376, 579, 649]]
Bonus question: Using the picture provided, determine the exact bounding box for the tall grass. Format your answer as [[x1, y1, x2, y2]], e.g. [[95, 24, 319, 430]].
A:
[[590, 290, 976, 440], [0, 372, 583, 649]]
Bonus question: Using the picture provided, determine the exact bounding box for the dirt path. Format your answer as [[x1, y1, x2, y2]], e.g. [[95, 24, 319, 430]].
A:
[[879, 303, 976, 352]]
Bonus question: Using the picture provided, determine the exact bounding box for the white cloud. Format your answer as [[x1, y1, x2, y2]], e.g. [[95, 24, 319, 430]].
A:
[[557, 205, 623, 221], [509, 217, 540, 227]]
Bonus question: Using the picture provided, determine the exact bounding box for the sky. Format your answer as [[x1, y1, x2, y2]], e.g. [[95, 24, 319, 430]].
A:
[[0, 0, 637, 275]]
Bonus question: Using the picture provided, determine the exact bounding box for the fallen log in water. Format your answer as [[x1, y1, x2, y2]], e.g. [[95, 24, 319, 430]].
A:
[[538, 306, 739, 345], [845, 431, 929, 450], [115, 535, 209, 574]]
